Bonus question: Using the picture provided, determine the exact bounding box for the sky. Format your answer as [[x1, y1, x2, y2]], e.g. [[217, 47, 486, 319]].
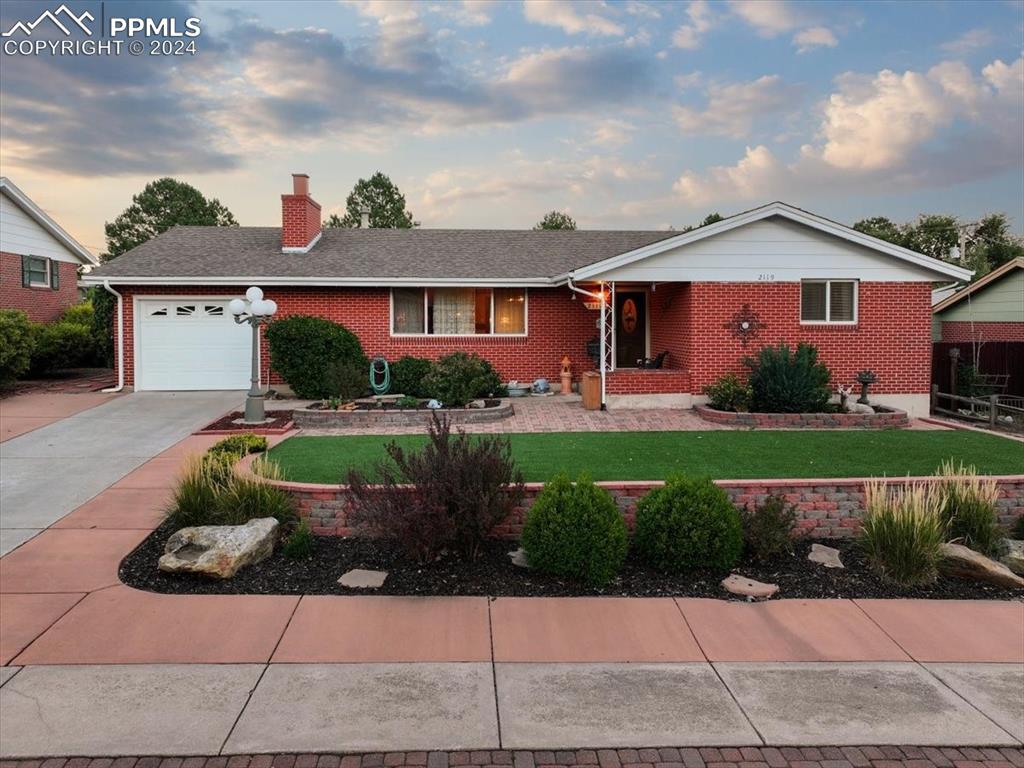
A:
[[1, 0, 1022, 256]]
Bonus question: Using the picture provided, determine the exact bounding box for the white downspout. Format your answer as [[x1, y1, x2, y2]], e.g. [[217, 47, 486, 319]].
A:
[[566, 277, 607, 408], [101, 280, 125, 393]]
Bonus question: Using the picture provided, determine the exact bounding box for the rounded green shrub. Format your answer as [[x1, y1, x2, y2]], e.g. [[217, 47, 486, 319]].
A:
[[0, 309, 38, 385], [521, 473, 628, 587], [743, 342, 831, 413], [265, 315, 367, 399], [633, 476, 743, 572], [423, 351, 506, 407], [390, 355, 434, 398], [60, 302, 94, 327], [30, 321, 97, 375]]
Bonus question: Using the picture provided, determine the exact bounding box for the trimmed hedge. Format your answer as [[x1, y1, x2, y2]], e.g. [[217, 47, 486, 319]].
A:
[[390, 355, 433, 398], [633, 476, 743, 572], [265, 315, 367, 399], [521, 472, 628, 587], [0, 310, 37, 385], [422, 351, 506, 407]]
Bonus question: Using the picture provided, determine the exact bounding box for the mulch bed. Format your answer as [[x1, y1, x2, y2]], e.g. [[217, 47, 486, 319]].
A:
[[197, 410, 294, 434], [309, 398, 502, 412], [0, 367, 115, 398], [120, 522, 1023, 600]]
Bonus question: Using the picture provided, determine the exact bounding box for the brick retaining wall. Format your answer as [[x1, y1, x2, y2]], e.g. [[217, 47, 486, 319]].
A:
[[695, 404, 910, 429], [263, 470, 1024, 539]]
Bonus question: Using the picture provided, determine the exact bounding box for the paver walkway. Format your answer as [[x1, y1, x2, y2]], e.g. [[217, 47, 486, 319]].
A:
[[1, 422, 1021, 755], [0, 391, 242, 554]]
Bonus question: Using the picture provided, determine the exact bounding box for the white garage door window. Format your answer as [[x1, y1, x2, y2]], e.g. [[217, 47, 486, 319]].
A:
[[137, 299, 251, 390]]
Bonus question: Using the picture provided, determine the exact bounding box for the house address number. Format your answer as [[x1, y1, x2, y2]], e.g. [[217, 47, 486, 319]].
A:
[[757, 273, 776, 281]]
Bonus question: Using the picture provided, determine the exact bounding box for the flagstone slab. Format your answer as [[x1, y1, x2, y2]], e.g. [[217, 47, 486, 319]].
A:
[[677, 598, 910, 661], [14, 585, 298, 665], [109, 457, 184, 489], [855, 599, 1024, 662], [0, 528, 150, 593], [224, 662, 498, 752], [52, 488, 170, 530], [715, 661, 1018, 745], [273, 596, 490, 662], [0, 592, 84, 665], [0, 663, 263, 757], [491, 597, 703, 662], [925, 662, 1024, 741], [495, 662, 759, 748]]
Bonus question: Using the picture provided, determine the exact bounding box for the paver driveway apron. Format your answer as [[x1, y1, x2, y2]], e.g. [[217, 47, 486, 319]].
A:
[[0, 391, 242, 554]]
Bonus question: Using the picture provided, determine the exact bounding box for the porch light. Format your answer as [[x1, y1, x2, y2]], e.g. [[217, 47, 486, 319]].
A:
[[232, 286, 278, 424]]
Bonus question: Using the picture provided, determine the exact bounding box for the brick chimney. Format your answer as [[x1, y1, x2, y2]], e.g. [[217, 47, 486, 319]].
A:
[[281, 173, 322, 252]]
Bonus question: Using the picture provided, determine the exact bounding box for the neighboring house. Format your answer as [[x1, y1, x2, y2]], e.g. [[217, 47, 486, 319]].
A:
[[932, 258, 1024, 343], [82, 174, 971, 417], [0, 177, 98, 323]]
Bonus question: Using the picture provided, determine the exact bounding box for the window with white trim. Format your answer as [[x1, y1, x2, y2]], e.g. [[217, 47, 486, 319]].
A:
[[391, 288, 527, 335], [23, 256, 50, 288], [800, 280, 857, 323]]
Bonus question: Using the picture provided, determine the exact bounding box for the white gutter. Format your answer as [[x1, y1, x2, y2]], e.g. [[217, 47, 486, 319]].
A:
[[80, 275, 556, 288], [100, 280, 126, 393], [566, 277, 607, 409]]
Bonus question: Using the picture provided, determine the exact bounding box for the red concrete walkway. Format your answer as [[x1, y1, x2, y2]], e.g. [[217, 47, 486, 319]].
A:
[[0, 391, 120, 442], [1, 430, 1022, 668]]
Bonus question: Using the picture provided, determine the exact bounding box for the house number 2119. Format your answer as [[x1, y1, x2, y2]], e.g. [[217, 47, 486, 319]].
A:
[[757, 273, 776, 281]]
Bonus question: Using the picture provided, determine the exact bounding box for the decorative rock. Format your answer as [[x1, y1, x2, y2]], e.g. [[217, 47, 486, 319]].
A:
[[338, 568, 389, 589], [469, 399, 487, 409], [508, 547, 530, 569], [721, 574, 779, 599], [426, 399, 442, 409], [940, 543, 1024, 589], [158, 517, 278, 579], [808, 543, 844, 569], [997, 539, 1024, 576]]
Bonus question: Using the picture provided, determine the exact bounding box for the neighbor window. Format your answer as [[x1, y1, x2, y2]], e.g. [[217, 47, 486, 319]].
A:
[[391, 287, 527, 335], [21, 256, 51, 288], [800, 280, 857, 323]]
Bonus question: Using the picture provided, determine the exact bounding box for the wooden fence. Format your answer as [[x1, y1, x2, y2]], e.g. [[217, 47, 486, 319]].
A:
[[932, 342, 1024, 396]]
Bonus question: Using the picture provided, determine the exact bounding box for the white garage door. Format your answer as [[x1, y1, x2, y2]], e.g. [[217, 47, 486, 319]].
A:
[[137, 299, 251, 390]]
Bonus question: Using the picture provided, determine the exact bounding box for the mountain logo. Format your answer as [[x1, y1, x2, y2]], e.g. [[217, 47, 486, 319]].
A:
[[2, 4, 94, 37]]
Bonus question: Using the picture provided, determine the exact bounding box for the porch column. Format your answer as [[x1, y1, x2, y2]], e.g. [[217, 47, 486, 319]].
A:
[[599, 281, 615, 409]]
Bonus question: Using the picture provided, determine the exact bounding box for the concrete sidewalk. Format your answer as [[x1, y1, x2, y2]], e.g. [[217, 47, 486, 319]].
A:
[[0, 391, 241, 554], [0, 660, 1020, 754]]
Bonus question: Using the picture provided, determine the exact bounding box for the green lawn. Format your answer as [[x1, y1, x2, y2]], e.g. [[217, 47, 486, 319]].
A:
[[266, 430, 1024, 484]]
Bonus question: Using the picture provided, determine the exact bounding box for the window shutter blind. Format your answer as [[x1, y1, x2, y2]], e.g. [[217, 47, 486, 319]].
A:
[[829, 281, 854, 321], [22, 255, 31, 287], [801, 282, 826, 321], [49, 259, 59, 290]]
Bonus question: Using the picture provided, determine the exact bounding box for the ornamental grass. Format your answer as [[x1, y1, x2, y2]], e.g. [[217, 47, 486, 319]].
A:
[[934, 460, 1001, 556], [860, 479, 946, 586]]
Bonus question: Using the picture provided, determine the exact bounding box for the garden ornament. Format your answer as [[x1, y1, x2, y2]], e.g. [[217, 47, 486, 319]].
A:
[[427, 399, 443, 409], [560, 355, 572, 395], [533, 378, 551, 394], [856, 369, 878, 404], [836, 384, 853, 412]]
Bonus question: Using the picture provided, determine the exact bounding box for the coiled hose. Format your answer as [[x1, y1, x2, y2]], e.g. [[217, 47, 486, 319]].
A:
[[370, 356, 390, 395]]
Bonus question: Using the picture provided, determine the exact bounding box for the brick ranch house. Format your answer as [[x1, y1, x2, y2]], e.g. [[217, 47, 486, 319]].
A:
[[1, 177, 98, 322], [83, 174, 971, 417], [932, 257, 1023, 344]]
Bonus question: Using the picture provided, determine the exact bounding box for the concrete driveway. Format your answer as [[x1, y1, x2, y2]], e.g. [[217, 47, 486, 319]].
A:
[[0, 391, 242, 555]]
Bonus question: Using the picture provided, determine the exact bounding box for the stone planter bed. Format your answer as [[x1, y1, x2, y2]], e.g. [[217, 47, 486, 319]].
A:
[[120, 520, 1022, 600], [293, 399, 512, 428], [695, 404, 910, 429], [196, 410, 295, 435]]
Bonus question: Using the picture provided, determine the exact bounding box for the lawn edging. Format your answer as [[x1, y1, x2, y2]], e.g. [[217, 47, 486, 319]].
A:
[[238, 455, 1024, 539], [695, 404, 910, 429]]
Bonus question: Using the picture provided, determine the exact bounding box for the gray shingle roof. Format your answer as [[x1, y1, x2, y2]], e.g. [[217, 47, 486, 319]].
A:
[[87, 226, 679, 282]]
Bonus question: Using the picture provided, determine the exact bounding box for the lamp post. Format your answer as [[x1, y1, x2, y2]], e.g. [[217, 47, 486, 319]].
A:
[[229, 286, 277, 424]]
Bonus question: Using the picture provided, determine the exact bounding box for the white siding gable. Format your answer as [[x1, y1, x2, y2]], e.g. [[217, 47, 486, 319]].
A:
[[591, 217, 944, 283], [0, 191, 83, 263]]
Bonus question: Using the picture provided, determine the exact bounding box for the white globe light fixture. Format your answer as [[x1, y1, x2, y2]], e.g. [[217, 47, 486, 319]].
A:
[[232, 286, 278, 424]]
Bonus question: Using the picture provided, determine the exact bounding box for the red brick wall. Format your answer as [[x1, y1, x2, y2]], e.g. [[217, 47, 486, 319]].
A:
[[688, 282, 933, 394], [605, 369, 692, 394], [0, 252, 80, 323], [940, 321, 1024, 343], [116, 285, 598, 388], [649, 282, 691, 370]]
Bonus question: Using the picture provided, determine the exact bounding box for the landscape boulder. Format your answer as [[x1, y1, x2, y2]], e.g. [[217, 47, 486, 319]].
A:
[[722, 574, 778, 599], [940, 543, 1024, 589], [808, 543, 844, 569], [998, 539, 1024, 576], [338, 568, 389, 588], [159, 517, 279, 579]]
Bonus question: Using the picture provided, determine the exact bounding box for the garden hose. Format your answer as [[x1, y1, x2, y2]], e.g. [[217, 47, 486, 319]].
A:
[[370, 356, 390, 395]]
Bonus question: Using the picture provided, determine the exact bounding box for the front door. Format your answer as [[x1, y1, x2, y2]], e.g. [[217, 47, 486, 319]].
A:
[[615, 291, 647, 368]]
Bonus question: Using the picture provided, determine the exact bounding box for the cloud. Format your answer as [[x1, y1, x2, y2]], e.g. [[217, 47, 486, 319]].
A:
[[674, 75, 802, 137], [941, 28, 996, 55], [728, 0, 838, 52], [671, 0, 714, 49], [522, 0, 624, 37], [589, 119, 636, 148], [794, 26, 837, 53], [673, 56, 1024, 205], [0, 0, 240, 177]]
